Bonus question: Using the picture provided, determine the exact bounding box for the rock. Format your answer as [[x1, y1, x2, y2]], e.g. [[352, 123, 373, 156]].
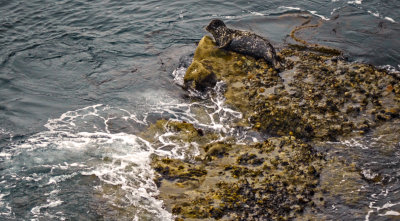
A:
[[185, 35, 399, 140], [148, 122, 324, 220], [146, 29, 399, 220], [184, 60, 217, 91]]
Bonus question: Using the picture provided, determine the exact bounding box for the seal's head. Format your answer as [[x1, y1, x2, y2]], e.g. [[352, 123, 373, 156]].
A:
[[206, 19, 227, 34], [205, 19, 231, 48]]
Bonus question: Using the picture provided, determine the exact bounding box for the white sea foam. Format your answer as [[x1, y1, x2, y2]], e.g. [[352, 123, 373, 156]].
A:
[[30, 187, 64, 220], [368, 10, 380, 18], [331, 7, 342, 15], [361, 169, 379, 181], [80, 133, 174, 220], [348, 0, 362, 4], [0, 104, 176, 220], [250, 11, 264, 16], [366, 11, 396, 23], [379, 64, 400, 74], [366, 201, 400, 220], [0, 152, 12, 158], [47, 172, 79, 185], [279, 6, 330, 20], [211, 14, 243, 19], [31, 200, 63, 215], [171, 67, 186, 87], [0, 193, 13, 217], [0, 70, 259, 220], [165, 74, 251, 140], [330, 138, 370, 149], [379, 211, 400, 216], [0, 97, 245, 220], [384, 17, 395, 23], [309, 10, 329, 20], [279, 6, 302, 11]]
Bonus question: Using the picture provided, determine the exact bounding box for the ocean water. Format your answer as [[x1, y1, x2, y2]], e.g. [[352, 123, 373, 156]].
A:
[[0, 0, 399, 220]]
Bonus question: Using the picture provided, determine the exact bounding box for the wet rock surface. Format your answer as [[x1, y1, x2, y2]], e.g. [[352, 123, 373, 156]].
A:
[[185, 35, 399, 141], [148, 124, 323, 220], [143, 32, 399, 220]]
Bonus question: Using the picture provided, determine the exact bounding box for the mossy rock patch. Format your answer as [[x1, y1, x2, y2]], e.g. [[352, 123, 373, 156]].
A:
[[186, 36, 400, 140], [152, 135, 324, 220]]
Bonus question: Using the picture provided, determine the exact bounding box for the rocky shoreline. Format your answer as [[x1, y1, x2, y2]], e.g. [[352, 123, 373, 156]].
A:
[[139, 33, 399, 220]]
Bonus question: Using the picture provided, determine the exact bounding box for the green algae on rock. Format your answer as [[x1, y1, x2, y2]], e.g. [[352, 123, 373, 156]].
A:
[[184, 36, 273, 93], [185, 35, 400, 140], [151, 134, 324, 220], [148, 32, 399, 220], [138, 120, 324, 219]]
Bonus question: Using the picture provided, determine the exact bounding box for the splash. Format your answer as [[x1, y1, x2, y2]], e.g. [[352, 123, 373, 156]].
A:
[[0, 70, 255, 220], [0, 104, 176, 220]]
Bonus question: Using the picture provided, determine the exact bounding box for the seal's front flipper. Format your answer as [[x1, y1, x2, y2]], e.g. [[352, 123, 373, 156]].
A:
[[218, 37, 232, 49]]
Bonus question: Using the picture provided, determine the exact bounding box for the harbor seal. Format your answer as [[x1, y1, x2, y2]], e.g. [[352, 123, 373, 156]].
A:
[[206, 19, 281, 69]]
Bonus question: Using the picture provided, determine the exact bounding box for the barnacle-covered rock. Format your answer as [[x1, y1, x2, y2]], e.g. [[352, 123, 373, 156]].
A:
[[146, 32, 399, 220], [185, 36, 400, 140], [150, 130, 324, 220], [140, 119, 218, 146]]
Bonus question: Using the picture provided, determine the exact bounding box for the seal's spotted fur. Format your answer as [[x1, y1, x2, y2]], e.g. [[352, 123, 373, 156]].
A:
[[206, 19, 280, 69]]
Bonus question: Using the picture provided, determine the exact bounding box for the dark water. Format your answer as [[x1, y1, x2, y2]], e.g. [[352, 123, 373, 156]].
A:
[[0, 0, 399, 220]]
